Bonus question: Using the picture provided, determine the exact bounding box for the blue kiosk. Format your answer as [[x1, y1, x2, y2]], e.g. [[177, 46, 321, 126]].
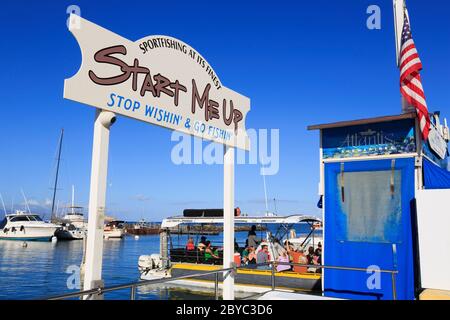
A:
[[308, 112, 450, 300]]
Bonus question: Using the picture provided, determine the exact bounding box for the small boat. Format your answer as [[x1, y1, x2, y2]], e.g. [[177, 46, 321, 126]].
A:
[[55, 186, 87, 240], [104, 219, 125, 239], [126, 219, 161, 235], [61, 206, 86, 229], [0, 210, 60, 241], [138, 212, 323, 293], [55, 222, 85, 240]]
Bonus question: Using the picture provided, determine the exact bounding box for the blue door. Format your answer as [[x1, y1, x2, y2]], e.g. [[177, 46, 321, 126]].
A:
[[323, 158, 415, 300]]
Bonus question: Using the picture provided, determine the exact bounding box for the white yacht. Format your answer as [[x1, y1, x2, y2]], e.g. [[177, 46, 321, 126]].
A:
[[104, 219, 125, 239], [55, 186, 87, 240], [61, 205, 86, 229], [55, 222, 85, 240], [55, 206, 86, 240], [0, 210, 60, 241]]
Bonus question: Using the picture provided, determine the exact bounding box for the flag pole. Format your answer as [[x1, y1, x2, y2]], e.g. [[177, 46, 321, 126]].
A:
[[393, 0, 414, 114], [393, 0, 404, 67]]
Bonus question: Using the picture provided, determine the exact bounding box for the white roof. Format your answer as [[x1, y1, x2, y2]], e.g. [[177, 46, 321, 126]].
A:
[[6, 210, 40, 217], [161, 214, 321, 229]]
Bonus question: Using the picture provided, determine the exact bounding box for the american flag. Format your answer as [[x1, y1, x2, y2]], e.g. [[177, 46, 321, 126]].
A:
[[399, 11, 430, 140]]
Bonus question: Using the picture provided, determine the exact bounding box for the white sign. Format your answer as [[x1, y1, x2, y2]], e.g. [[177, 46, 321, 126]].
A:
[[428, 125, 447, 159], [64, 15, 250, 150]]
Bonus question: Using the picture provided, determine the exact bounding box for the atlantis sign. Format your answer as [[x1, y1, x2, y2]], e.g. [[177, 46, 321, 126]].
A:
[[64, 14, 250, 150]]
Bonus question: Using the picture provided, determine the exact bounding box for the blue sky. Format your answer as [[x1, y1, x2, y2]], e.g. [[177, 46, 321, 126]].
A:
[[0, 0, 449, 221]]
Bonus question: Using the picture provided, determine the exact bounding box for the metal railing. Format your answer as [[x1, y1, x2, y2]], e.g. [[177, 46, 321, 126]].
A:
[[267, 261, 398, 300], [45, 261, 398, 300], [46, 266, 235, 300]]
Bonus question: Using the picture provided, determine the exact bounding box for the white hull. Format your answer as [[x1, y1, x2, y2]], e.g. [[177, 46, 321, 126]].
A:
[[55, 228, 85, 240], [104, 229, 124, 239], [140, 269, 171, 280], [62, 216, 86, 230], [0, 225, 59, 241], [66, 220, 86, 230]]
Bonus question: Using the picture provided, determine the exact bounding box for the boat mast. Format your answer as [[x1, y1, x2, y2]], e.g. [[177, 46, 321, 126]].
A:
[[261, 166, 269, 214], [51, 128, 64, 222], [0, 193, 7, 215], [21, 189, 31, 214], [71, 185, 75, 214], [55, 200, 60, 218]]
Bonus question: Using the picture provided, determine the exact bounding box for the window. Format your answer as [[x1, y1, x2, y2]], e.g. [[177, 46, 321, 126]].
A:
[[0, 218, 7, 229], [10, 216, 30, 222], [336, 170, 402, 243], [31, 215, 42, 221]]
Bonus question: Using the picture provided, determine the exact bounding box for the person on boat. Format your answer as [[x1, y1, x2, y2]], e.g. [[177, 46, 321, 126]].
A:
[[272, 238, 287, 257], [204, 241, 220, 263], [197, 236, 207, 252], [247, 225, 260, 248], [315, 242, 322, 254], [291, 249, 309, 273], [186, 238, 195, 251], [276, 251, 291, 272], [247, 246, 257, 268], [256, 245, 270, 270], [242, 246, 249, 262], [234, 238, 240, 252], [242, 245, 252, 264], [307, 246, 320, 273], [315, 242, 322, 263], [284, 240, 294, 253], [307, 246, 316, 265]]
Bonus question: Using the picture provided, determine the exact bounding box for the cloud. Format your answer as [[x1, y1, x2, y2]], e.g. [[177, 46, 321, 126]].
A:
[[132, 194, 151, 202], [243, 198, 301, 204], [26, 199, 41, 206], [19, 198, 50, 208], [14, 198, 53, 217], [167, 200, 212, 206]]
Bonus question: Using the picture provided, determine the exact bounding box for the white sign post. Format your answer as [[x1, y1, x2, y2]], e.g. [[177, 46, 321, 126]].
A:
[[64, 15, 250, 300], [223, 146, 235, 300], [83, 110, 115, 299]]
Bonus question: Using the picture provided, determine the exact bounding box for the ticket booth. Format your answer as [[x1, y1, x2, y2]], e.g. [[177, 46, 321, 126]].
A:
[[308, 112, 450, 300]]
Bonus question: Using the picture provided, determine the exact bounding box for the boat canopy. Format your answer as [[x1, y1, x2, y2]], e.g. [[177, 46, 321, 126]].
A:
[[5, 211, 43, 221], [161, 214, 321, 229]]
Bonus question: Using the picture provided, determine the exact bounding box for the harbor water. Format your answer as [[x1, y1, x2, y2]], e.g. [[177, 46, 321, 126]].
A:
[[0, 224, 319, 300]]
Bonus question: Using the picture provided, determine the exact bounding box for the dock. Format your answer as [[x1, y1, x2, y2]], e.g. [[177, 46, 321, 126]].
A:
[[256, 291, 342, 300]]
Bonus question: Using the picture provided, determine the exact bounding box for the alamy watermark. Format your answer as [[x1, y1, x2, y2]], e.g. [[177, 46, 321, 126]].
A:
[[66, 264, 81, 290], [170, 128, 280, 175], [366, 5, 381, 30], [366, 264, 382, 290], [66, 5, 81, 30]]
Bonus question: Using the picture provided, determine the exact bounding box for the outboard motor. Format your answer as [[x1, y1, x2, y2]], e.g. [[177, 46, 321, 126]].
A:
[[138, 254, 162, 272]]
